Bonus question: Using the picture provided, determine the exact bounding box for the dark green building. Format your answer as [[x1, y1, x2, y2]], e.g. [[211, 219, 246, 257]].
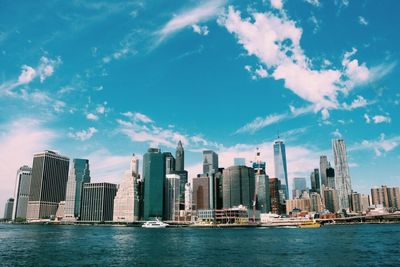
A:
[[143, 148, 165, 220], [222, 166, 255, 209]]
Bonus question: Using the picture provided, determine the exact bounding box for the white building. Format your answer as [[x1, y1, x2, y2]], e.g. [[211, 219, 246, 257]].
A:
[[165, 174, 180, 221], [332, 139, 352, 211], [113, 154, 140, 222], [185, 182, 193, 211], [12, 165, 32, 220]]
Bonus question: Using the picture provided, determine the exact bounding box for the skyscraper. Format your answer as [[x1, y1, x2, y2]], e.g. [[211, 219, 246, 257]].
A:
[[319, 155, 329, 187], [269, 178, 284, 214], [164, 174, 180, 221], [332, 139, 352, 211], [292, 177, 307, 199], [273, 140, 289, 200], [310, 192, 323, 213], [80, 182, 118, 222], [203, 150, 218, 175], [192, 175, 210, 210], [175, 141, 184, 172], [326, 165, 335, 189], [27, 150, 70, 220], [222, 166, 255, 209], [113, 154, 140, 222], [164, 152, 175, 174], [310, 168, 320, 194], [323, 187, 339, 213], [64, 159, 90, 221], [143, 148, 165, 220], [12, 165, 32, 220], [3, 198, 14, 220]]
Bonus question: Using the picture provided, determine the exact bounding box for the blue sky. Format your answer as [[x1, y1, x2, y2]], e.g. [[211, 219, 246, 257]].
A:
[[1, 0, 399, 214]]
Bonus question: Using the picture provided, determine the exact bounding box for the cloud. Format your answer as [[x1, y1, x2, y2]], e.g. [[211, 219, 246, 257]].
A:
[[332, 129, 342, 138], [309, 14, 320, 34], [192, 24, 209, 36], [86, 113, 99, 121], [157, 0, 226, 43], [0, 119, 56, 216], [351, 133, 400, 156], [342, 95, 369, 110], [372, 115, 391, 124], [68, 127, 98, 141], [236, 113, 288, 134], [364, 113, 371, 124], [18, 65, 36, 84], [304, 0, 321, 7], [358, 16, 368, 26], [270, 0, 284, 10]]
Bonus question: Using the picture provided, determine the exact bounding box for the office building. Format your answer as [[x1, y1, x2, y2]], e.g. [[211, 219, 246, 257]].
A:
[[256, 173, 270, 213], [192, 175, 210, 210], [286, 193, 311, 214], [310, 192, 323, 213], [234, 158, 246, 166], [203, 150, 218, 175], [326, 165, 335, 189], [361, 194, 370, 212], [143, 148, 165, 220], [371, 186, 400, 209], [387, 187, 400, 209], [222, 166, 255, 209], [113, 154, 140, 222], [332, 139, 352, 211], [164, 174, 180, 221], [273, 140, 289, 200], [175, 140, 184, 172], [215, 168, 224, 209], [351, 192, 362, 213], [12, 165, 32, 220], [292, 177, 307, 199], [310, 169, 320, 194], [80, 182, 118, 222], [3, 198, 14, 220], [269, 178, 284, 214], [64, 159, 91, 221], [323, 187, 338, 213], [184, 183, 193, 211], [320, 156, 329, 187], [164, 152, 175, 175], [27, 150, 70, 220], [175, 141, 188, 208]]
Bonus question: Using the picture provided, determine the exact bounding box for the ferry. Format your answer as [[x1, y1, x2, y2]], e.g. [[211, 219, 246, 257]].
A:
[[142, 218, 169, 228], [298, 220, 321, 228]]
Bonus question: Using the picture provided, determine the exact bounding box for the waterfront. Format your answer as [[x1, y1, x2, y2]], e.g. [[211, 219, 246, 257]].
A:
[[1, 224, 399, 266]]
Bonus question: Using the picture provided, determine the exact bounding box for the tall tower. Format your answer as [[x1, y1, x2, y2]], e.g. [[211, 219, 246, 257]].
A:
[[143, 148, 165, 220], [12, 165, 32, 220], [27, 150, 70, 220], [222, 166, 255, 209], [64, 159, 90, 221], [203, 150, 219, 175], [273, 140, 289, 200], [163, 152, 175, 174], [319, 155, 329, 187], [310, 168, 320, 194], [175, 141, 184, 172], [332, 139, 352, 211]]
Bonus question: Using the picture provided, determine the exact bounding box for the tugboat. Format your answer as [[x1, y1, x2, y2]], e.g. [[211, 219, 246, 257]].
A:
[[298, 220, 321, 228], [142, 218, 169, 228]]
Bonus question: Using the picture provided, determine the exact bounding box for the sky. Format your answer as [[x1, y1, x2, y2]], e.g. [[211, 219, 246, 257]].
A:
[[1, 0, 399, 216]]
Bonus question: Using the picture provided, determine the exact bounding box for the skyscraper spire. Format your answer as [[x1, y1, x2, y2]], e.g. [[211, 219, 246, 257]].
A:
[[176, 140, 184, 172]]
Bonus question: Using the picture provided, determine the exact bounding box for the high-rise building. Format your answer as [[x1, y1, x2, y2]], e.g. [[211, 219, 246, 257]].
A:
[[215, 168, 224, 209], [12, 165, 32, 220], [175, 141, 184, 172], [64, 159, 90, 221], [27, 150, 70, 220], [350, 192, 362, 213], [164, 152, 175, 175], [273, 140, 289, 200], [192, 175, 210, 210], [332, 139, 352, 211], [310, 192, 324, 213], [164, 174, 180, 221], [3, 198, 14, 220], [222, 166, 255, 209], [286, 192, 311, 214], [387, 187, 400, 209], [323, 187, 338, 213], [361, 194, 370, 212], [184, 183, 193, 211], [234, 158, 246, 166], [80, 182, 118, 222], [310, 169, 320, 194], [203, 150, 218, 175], [113, 154, 140, 222], [269, 178, 284, 214], [371, 186, 400, 209], [292, 177, 307, 199], [143, 148, 165, 220], [320, 156, 329, 187], [256, 173, 270, 213], [326, 165, 335, 189]]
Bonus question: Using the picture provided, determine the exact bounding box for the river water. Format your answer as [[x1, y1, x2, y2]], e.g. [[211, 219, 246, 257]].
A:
[[0, 224, 399, 266]]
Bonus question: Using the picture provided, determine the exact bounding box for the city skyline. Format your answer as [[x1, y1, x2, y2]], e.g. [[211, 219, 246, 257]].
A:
[[1, 0, 400, 216]]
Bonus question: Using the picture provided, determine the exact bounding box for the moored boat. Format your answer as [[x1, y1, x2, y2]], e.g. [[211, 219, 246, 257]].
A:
[[142, 218, 169, 228]]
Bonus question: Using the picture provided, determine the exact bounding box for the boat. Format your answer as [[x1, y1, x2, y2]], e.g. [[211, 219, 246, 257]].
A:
[[141, 218, 169, 228], [298, 220, 321, 228]]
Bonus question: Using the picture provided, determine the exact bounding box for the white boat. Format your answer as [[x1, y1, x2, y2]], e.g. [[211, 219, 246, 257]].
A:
[[142, 218, 169, 228]]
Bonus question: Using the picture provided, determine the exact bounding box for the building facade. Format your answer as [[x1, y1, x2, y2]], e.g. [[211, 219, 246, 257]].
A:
[[222, 166, 255, 209], [371, 186, 400, 209], [64, 159, 91, 221], [12, 165, 32, 220], [27, 151, 70, 220], [310, 169, 320, 194], [332, 139, 352, 211], [203, 150, 219, 175], [164, 174, 180, 221], [3, 198, 14, 220], [323, 187, 338, 213], [80, 182, 118, 222], [319, 155, 329, 187], [273, 140, 289, 200], [269, 178, 284, 214], [192, 175, 210, 210], [350, 192, 362, 213]]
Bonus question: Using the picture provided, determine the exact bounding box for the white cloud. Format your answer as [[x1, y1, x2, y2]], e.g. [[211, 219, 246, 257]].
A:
[[358, 16, 368, 26], [372, 115, 391, 124], [309, 15, 320, 34], [18, 65, 36, 84], [342, 95, 369, 110], [321, 108, 330, 120], [270, 0, 284, 10], [0, 119, 56, 216], [364, 113, 371, 124], [86, 113, 99, 121], [304, 0, 321, 7], [236, 113, 288, 134], [68, 127, 98, 141], [192, 24, 209, 36], [352, 133, 400, 156], [157, 0, 226, 43]]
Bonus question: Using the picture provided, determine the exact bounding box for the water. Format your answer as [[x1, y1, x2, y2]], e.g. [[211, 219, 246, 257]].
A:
[[0, 224, 399, 266]]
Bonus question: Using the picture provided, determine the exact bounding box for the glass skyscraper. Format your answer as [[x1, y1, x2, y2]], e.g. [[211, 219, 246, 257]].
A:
[[222, 166, 255, 209], [332, 139, 352, 211], [203, 150, 219, 174], [319, 155, 329, 187], [64, 159, 90, 221], [12, 165, 32, 220], [273, 140, 289, 200]]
